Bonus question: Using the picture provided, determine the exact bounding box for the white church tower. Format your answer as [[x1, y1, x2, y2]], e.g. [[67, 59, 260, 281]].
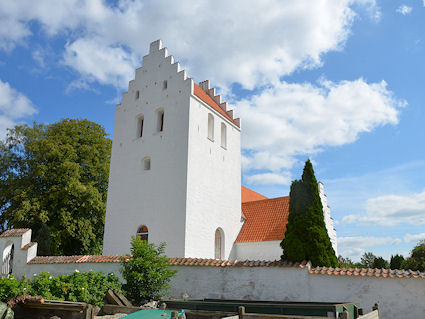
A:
[[103, 40, 242, 259]]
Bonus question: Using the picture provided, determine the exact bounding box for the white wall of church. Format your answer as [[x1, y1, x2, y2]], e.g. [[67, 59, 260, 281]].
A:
[[235, 241, 282, 260], [103, 40, 193, 257], [184, 95, 242, 259], [318, 182, 337, 255]]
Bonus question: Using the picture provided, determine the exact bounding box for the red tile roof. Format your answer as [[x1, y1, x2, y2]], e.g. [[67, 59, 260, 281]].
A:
[[168, 258, 309, 268], [193, 83, 239, 127], [21, 242, 36, 250], [0, 229, 31, 237], [28, 255, 128, 264], [241, 186, 268, 203], [237, 197, 290, 243], [309, 266, 425, 279]]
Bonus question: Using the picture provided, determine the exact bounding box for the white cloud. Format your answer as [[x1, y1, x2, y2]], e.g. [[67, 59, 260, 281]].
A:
[[0, 80, 37, 138], [238, 78, 405, 181], [63, 37, 139, 89], [245, 172, 291, 186], [343, 190, 425, 226], [404, 232, 425, 243], [396, 5, 413, 15], [0, 0, 378, 89], [338, 236, 401, 259]]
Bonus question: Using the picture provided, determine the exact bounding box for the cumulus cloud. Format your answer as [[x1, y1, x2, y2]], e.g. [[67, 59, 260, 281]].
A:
[[396, 5, 413, 15], [338, 236, 401, 258], [343, 190, 425, 226], [404, 232, 425, 243], [0, 0, 379, 89], [245, 172, 291, 186], [238, 78, 405, 183], [0, 80, 37, 138]]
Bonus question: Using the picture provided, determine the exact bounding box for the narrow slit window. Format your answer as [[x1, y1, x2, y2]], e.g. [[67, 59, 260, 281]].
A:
[[137, 115, 144, 138], [163, 80, 167, 89], [143, 157, 151, 170], [157, 109, 164, 132], [135, 90, 140, 99], [208, 113, 214, 141], [221, 123, 227, 148]]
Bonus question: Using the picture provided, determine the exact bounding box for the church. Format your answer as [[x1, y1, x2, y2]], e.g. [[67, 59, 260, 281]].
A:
[[102, 40, 337, 260]]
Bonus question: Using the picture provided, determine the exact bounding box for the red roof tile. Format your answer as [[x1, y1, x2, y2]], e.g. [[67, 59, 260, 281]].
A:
[[193, 83, 239, 127], [21, 242, 36, 250], [28, 255, 128, 264], [237, 197, 290, 243], [0, 228, 31, 237], [309, 266, 425, 279], [241, 186, 268, 203]]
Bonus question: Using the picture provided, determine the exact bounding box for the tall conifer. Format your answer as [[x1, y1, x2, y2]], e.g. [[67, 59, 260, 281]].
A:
[[281, 160, 337, 267]]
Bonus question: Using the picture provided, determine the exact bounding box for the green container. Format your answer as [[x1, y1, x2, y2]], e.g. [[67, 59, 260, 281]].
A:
[[161, 299, 360, 319], [123, 309, 185, 319]]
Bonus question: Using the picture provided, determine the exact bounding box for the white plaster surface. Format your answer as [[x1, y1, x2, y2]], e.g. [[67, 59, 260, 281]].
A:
[[318, 182, 337, 255], [235, 241, 282, 260]]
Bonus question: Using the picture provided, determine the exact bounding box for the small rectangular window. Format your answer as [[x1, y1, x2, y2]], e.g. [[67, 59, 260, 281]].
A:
[[157, 110, 164, 132], [137, 115, 144, 138], [163, 80, 167, 89], [221, 123, 227, 148]]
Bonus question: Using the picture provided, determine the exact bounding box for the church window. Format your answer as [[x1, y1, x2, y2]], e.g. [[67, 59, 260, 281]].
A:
[[214, 228, 224, 259], [135, 90, 140, 100], [136, 225, 148, 241], [156, 109, 164, 132], [143, 157, 151, 170], [163, 80, 167, 89], [208, 114, 214, 141], [137, 115, 144, 138], [221, 123, 227, 149]]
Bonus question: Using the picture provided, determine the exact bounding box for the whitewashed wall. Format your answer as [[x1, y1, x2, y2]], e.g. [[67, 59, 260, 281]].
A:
[[235, 241, 282, 260], [169, 265, 425, 319], [318, 182, 337, 255]]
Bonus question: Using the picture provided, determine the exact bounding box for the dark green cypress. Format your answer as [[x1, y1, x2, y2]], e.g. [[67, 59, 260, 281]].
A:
[[281, 160, 337, 267]]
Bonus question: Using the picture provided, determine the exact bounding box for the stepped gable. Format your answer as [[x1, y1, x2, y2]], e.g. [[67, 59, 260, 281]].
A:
[[241, 186, 268, 203], [237, 196, 290, 243], [0, 228, 31, 237], [195, 80, 240, 127]]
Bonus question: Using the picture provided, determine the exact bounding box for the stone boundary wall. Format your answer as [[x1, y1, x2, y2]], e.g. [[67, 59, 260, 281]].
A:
[[2, 229, 424, 319]]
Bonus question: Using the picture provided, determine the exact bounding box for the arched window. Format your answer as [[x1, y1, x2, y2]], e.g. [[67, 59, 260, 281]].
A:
[[137, 114, 144, 138], [2, 243, 14, 277], [221, 123, 227, 148], [136, 225, 148, 241], [143, 156, 151, 170], [208, 114, 214, 141], [214, 228, 224, 259], [156, 109, 164, 132]]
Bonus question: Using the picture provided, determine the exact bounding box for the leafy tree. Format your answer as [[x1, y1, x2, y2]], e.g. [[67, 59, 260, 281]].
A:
[[0, 119, 111, 255], [338, 255, 354, 268], [360, 252, 376, 268], [390, 254, 405, 270], [121, 237, 177, 304], [281, 160, 337, 267], [372, 256, 389, 269], [401, 240, 425, 271]]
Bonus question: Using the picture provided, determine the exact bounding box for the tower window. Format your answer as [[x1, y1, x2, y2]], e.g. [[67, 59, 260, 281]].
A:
[[137, 115, 144, 138], [221, 123, 227, 148], [214, 228, 224, 259], [143, 157, 151, 170], [156, 109, 164, 132], [136, 225, 148, 241], [163, 80, 167, 89], [208, 113, 214, 141], [135, 90, 140, 99]]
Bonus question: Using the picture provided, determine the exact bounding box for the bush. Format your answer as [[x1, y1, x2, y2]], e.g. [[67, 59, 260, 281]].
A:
[[121, 237, 177, 304], [0, 276, 29, 301], [0, 271, 121, 306]]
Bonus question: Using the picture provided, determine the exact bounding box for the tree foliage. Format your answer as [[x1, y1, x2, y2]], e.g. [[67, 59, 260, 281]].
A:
[[281, 160, 337, 267], [402, 240, 425, 271], [360, 252, 377, 268], [121, 237, 177, 304], [0, 119, 111, 255], [372, 256, 389, 269], [390, 254, 405, 270]]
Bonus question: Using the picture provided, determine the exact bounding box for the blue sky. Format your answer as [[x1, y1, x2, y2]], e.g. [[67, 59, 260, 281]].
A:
[[1, 0, 424, 261]]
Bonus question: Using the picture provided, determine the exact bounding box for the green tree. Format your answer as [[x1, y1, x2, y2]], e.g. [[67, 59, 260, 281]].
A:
[[360, 252, 376, 268], [390, 254, 405, 270], [281, 160, 337, 267], [0, 119, 111, 255], [372, 256, 389, 269], [338, 255, 354, 268], [121, 237, 177, 304], [401, 240, 425, 271]]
